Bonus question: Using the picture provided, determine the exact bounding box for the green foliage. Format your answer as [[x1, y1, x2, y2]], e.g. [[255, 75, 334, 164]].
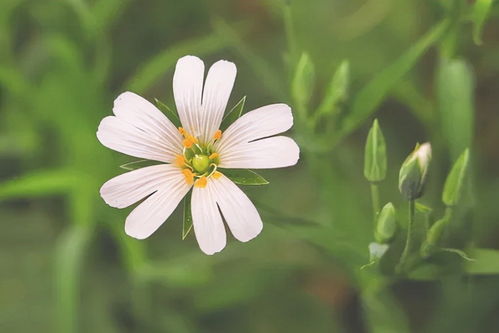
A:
[[471, 0, 494, 45], [442, 149, 470, 206], [182, 193, 193, 240], [315, 60, 349, 118], [364, 119, 387, 183], [154, 98, 181, 127], [291, 52, 315, 116], [375, 203, 397, 244], [220, 96, 246, 130], [219, 169, 269, 185]]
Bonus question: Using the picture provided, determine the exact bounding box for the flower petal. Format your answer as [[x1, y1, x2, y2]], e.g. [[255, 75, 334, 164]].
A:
[[211, 175, 263, 242], [100, 164, 176, 209], [173, 55, 205, 138], [219, 136, 300, 169], [216, 103, 293, 153], [124, 167, 190, 239], [200, 60, 237, 143], [191, 181, 226, 255]]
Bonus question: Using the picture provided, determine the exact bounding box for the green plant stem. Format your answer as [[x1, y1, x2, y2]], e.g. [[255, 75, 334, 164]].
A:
[[397, 200, 415, 273], [370, 183, 380, 224]]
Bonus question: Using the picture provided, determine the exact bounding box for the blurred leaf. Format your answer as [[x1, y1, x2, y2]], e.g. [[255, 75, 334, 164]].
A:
[[126, 33, 229, 93], [291, 53, 315, 117], [364, 119, 387, 182], [466, 248, 499, 275], [315, 60, 349, 119], [0, 169, 81, 200], [340, 20, 448, 138], [154, 98, 181, 127], [442, 149, 470, 206], [221, 96, 246, 130], [182, 193, 193, 240], [220, 169, 269, 185], [471, 0, 494, 45], [437, 58, 474, 159]]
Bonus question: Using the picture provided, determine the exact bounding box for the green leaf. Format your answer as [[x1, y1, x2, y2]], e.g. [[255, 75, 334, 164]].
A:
[[315, 60, 349, 118], [291, 52, 315, 116], [221, 96, 246, 130], [120, 159, 162, 171], [219, 169, 269, 185], [154, 98, 181, 128], [437, 58, 474, 159], [364, 119, 387, 182], [442, 149, 470, 206], [466, 248, 499, 275], [340, 20, 448, 139], [471, 0, 494, 45], [0, 169, 81, 200], [182, 193, 193, 240]]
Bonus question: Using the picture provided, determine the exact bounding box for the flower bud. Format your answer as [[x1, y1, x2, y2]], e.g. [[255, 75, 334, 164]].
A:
[[364, 119, 387, 182], [420, 217, 447, 258], [442, 149, 470, 206], [374, 202, 397, 243], [398, 142, 432, 200]]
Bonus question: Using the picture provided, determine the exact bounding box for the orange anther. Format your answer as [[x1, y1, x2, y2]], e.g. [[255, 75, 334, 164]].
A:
[[178, 127, 186, 136], [209, 152, 219, 160], [175, 155, 185, 167], [194, 176, 207, 188], [212, 171, 223, 179], [213, 130, 222, 140], [183, 138, 195, 148], [182, 169, 194, 185]]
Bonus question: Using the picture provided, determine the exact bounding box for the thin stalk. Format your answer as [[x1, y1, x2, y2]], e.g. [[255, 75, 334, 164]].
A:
[[397, 200, 415, 273], [370, 183, 380, 224]]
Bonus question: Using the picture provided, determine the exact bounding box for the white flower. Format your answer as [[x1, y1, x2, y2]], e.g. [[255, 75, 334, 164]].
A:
[[97, 55, 300, 255]]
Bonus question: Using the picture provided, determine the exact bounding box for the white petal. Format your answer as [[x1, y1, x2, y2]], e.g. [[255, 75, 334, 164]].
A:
[[113, 91, 182, 152], [216, 103, 293, 153], [200, 60, 237, 143], [191, 182, 226, 255], [124, 167, 190, 239], [173, 55, 204, 137], [219, 136, 300, 169], [211, 175, 263, 242], [100, 164, 176, 209], [97, 116, 177, 163]]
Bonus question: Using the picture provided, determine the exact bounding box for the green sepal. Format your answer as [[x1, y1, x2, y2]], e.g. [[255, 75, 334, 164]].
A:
[[120, 160, 161, 171], [421, 216, 448, 258], [221, 96, 246, 130], [374, 202, 397, 243], [182, 192, 193, 240], [315, 60, 349, 118], [219, 169, 269, 185], [291, 52, 315, 115], [364, 119, 387, 182], [442, 148, 470, 206], [154, 98, 181, 127]]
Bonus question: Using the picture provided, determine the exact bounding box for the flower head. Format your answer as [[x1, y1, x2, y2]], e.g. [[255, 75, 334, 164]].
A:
[[97, 55, 300, 254], [398, 142, 432, 200]]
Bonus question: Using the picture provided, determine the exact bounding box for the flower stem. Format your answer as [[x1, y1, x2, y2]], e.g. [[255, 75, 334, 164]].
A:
[[397, 200, 415, 273], [370, 183, 380, 224]]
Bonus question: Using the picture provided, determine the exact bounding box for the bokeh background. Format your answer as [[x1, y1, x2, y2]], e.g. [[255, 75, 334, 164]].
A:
[[1, 0, 499, 332]]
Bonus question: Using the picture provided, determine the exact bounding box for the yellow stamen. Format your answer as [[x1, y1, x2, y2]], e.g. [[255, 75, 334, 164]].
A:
[[212, 171, 223, 179], [178, 127, 186, 136], [182, 137, 197, 148], [209, 152, 219, 160], [194, 176, 207, 188], [213, 129, 222, 140], [175, 155, 185, 167], [182, 169, 194, 185]]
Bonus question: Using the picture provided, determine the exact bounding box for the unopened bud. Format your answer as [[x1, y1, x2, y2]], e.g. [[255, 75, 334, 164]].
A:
[[420, 217, 447, 257], [398, 143, 432, 200], [442, 149, 470, 206], [364, 119, 387, 182], [375, 202, 397, 243]]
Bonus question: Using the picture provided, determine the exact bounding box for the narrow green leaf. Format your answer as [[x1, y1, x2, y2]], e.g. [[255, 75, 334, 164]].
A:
[[442, 149, 470, 206], [437, 59, 474, 159], [466, 248, 499, 275], [221, 96, 246, 130], [219, 169, 269, 185], [440, 248, 475, 261], [471, 0, 494, 45], [182, 193, 193, 239], [291, 52, 315, 116], [364, 119, 387, 182], [315, 60, 349, 118], [340, 20, 448, 138], [0, 169, 81, 200], [154, 98, 181, 128]]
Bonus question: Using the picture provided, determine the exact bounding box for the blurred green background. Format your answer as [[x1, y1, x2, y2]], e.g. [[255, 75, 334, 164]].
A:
[[2, 0, 499, 332]]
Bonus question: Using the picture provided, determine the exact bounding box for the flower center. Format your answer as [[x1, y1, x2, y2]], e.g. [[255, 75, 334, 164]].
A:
[[176, 127, 223, 187]]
